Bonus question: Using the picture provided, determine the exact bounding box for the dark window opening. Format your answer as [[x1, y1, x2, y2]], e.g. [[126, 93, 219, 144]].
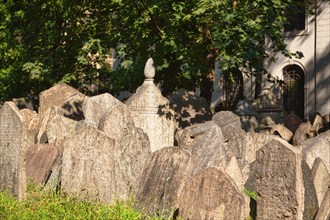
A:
[[283, 65, 305, 118], [284, 0, 306, 32]]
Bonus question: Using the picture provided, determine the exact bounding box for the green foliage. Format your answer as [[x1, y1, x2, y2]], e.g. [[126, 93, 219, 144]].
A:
[[243, 187, 257, 200], [0, 0, 300, 101], [0, 185, 180, 220]]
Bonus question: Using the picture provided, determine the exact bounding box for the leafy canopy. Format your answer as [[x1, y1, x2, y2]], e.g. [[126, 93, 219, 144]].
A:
[[0, 0, 302, 101]]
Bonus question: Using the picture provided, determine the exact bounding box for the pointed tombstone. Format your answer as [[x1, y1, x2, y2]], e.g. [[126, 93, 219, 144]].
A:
[[255, 138, 304, 220], [38, 83, 82, 115], [126, 58, 175, 152], [0, 102, 28, 200], [82, 93, 123, 127]]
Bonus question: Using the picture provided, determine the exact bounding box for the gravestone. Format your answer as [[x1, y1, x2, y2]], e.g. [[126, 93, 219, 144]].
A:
[[292, 119, 317, 145], [179, 167, 245, 220], [38, 83, 82, 115], [0, 102, 27, 200], [168, 88, 212, 129], [314, 188, 330, 220], [267, 123, 293, 142], [61, 92, 86, 120], [46, 115, 78, 144], [126, 58, 175, 152], [255, 138, 304, 220], [310, 112, 324, 133], [61, 126, 117, 203], [212, 111, 245, 141], [82, 93, 122, 127], [25, 144, 60, 185], [20, 108, 40, 145], [301, 131, 330, 172], [311, 158, 330, 207], [36, 106, 65, 143], [136, 147, 193, 215], [98, 104, 151, 195]]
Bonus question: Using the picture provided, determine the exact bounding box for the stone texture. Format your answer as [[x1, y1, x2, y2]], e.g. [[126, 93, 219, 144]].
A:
[[301, 160, 319, 220], [179, 167, 245, 220], [61, 126, 117, 203], [20, 108, 40, 145], [292, 119, 317, 146], [98, 104, 151, 195], [126, 63, 175, 152], [25, 144, 60, 185], [82, 93, 122, 127], [46, 115, 78, 144], [36, 106, 65, 143], [314, 187, 330, 220], [38, 83, 82, 115], [136, 147, 193, 215], [61, 92, 86, 121], [310, 112, 324, 133], [0, 102, 28, 200], [212, 111, 245, 143], [300, 131, 330, 172], [311, 158, 330, 207], [268, 123, 293, 142], [168, 88, 212, 129], [255, 138, 304, 220], [61, 124, 149, 204]]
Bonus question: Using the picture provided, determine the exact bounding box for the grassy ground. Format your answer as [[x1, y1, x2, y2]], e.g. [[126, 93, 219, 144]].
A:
[[0, 184, 175, 220]]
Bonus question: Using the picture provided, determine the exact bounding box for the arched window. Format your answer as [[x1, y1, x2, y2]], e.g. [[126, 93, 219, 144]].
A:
[[283, 65, 305, 118]]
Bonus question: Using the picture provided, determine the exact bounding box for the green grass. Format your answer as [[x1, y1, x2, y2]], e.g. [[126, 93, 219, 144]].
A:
[[0, 184, 178, 220]]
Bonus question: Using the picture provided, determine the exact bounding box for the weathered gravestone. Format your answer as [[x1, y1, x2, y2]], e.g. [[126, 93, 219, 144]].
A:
[[61, 126, 117, 203], [314, 187, 330, 220], [300, 130, 330, 172], [212, 111, 245, 141], [38, 83, 82, 115], [311, 158, 330, 208], [267, 123, 293, 142], [256, 138, 305, 220], [36, 106, 65, 143], [0, 102, 28, 200], [168, 88, 212, 129], [126, 58, 175, 152], [82, 93, 122, 127], [136, 147, 193, 216], [179, 167, 245, 220], [98, 104, 151, 195], [25, 144, 60, 185], [46, 115, 78, 144], [293, 119, 317, 146], [20, 108, 40, 145]]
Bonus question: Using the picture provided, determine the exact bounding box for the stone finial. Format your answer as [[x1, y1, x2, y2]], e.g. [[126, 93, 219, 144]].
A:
[[144, 58, 155, 80]]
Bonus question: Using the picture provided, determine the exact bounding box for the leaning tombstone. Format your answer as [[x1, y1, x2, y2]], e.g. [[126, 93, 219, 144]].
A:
[[314, 188, 330, 220], [126, 58, 175, 152], [0, 102, 28, 200], [38, 83, 82, 115], [46, 115, 78, 144], [310, 112, 324, 133], [255, 138, 304, 220], [25, 144, 60, 186]]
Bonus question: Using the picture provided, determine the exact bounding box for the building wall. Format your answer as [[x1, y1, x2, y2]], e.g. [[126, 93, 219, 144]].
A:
[[264, 0, 329, 117]]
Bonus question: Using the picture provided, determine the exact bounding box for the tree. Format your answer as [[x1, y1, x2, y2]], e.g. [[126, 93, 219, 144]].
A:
[[0, 0, 303, 103], [107, 0, 304, 100]]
